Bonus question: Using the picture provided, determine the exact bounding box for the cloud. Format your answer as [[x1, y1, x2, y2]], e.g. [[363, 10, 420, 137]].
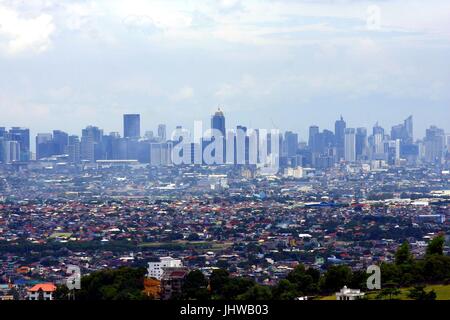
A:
[[0, 4, 55, 54], [171, 86, 195, 101]]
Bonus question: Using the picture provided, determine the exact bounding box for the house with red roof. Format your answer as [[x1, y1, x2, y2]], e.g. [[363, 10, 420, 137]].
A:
[[27, 283, 57, 300]]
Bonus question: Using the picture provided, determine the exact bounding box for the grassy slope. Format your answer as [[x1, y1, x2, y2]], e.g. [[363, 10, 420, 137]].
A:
[[319, 284, 450, 300]]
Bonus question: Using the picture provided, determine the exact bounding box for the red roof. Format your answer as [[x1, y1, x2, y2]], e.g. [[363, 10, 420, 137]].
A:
[[28, 283, 57, 292]]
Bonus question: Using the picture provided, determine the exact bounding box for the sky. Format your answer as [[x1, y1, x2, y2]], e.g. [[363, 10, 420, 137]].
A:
[[1, 0, 450, 144]]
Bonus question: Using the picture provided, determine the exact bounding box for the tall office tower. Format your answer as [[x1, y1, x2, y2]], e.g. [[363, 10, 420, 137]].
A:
[[52, 130, 69, 155], [67, 135, 81, 163], [0, 127, 6, 137], [81, 126, 103, 163], [2, 140, 20, 163], [283, 131, 298, 158], [355, 127, 368, 159], [372, 122, 385, 136], [9, 127, 30, 161], [158, 124, 167, 142], [386, 139, 400, 165], [211, 108, 226, 162], [123, 114, 141, 139], [344, 128, 356, 162], [211, 108, 226, 136], [36, 133, 54, 159], [335, 116, 346, 161], [391, 124, 405, 141], [424, 126, 445, 164], [235, 125, 249, 164], [308, 125, 319, 150], [446, 134, 450, 153], [404, 115, 413, 144], [150, 142, 172, 166]]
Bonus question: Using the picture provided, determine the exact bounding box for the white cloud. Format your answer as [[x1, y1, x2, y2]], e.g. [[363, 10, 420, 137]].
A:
[[0, 4, 55, 54], [171, 86, 195, 101]]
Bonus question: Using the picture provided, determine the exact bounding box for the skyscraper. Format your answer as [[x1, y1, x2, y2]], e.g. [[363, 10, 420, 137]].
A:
[[158, 124, 167, 142], [404, 115, 413, 144], [211, 108, 226, 162], [211, 108, 226, 136], [53, 130, 69, 155], [9, 127, 30, 161], [81, 126, 103, 163], [344, 128, 356, 162], [123, 114, 141, 139], [335, 116, 346, 161], [424, 126, 445, 163], [308, 126, 319, 151], [36, 133, 54, 160], [355, 127, 368, 159], [284, 131, 298, 158], [67, 135, 81, 163]]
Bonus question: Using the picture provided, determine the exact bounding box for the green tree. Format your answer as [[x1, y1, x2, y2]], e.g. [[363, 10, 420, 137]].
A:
[[321, 265, 353, 293], [77, 267, 148, 300], [271, 279, 298, 300], [209, 269, 230, 298], [182, 270, 209, 300], [408, 285, 437, 300], [426, 235, 445, 256], [221, 277, 256, 300], [286, 264, 319, 294], [395, 241, 413, 265], [376, 282, 400, 300], [237, 284, 272, 300]]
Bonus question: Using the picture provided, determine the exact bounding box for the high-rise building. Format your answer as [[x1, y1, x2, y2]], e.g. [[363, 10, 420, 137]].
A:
[[356, 127, 368, 159], [67, 135, 81, 163], [424, 126, 445, 163], [2, 140, 20, 163], [335, 116, 346, 160], [344, 128, 356, 162], [284, 131, 298, 158], [308, 126, 319, 150], [211, 108, 226, 136], [211, 108, 226, 162], [404, 115, 413, 144], [81, 126, 103, 163], [36, 133, 54, 160], [9, 127, 30, 161], [123, 114, 141, 139], [158, 124, 167, 142], [52, 130, 69, 155]]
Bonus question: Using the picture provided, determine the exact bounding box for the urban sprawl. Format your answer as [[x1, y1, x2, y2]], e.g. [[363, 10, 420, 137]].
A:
[[0, 110, 449, 300]]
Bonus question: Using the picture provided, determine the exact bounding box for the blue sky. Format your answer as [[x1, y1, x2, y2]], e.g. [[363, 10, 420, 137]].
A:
[[0, 0, 449, 141]]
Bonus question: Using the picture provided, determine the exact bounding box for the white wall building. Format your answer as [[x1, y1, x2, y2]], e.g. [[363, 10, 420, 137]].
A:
[[335, 286, 365, 300], [147, 257, 183, 280]]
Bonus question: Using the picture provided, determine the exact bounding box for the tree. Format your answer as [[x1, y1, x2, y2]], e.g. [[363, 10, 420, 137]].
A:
[[209, 269, 230, 298], [182, 270, 209, 300], [286, 264, 319, 294], [77, 267, 148, 300], [426, 235, 445, 256], [408, 285, 436, 301], [272, 279, 298, 300], [221, 277, 256, 300], [395, 241, 413, 265], [321, 265, 353, 293], [237, 284, 272, 300], [375, 282, 400, 300]]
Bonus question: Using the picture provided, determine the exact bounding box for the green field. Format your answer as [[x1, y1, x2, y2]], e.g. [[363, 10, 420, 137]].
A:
[[320, 284, 450, 300]]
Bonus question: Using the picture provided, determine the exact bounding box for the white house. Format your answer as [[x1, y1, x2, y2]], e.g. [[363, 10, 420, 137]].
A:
[[147, 257, 183, 280], [27, 283, 57, 300], [335, 286, 365, 300]]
